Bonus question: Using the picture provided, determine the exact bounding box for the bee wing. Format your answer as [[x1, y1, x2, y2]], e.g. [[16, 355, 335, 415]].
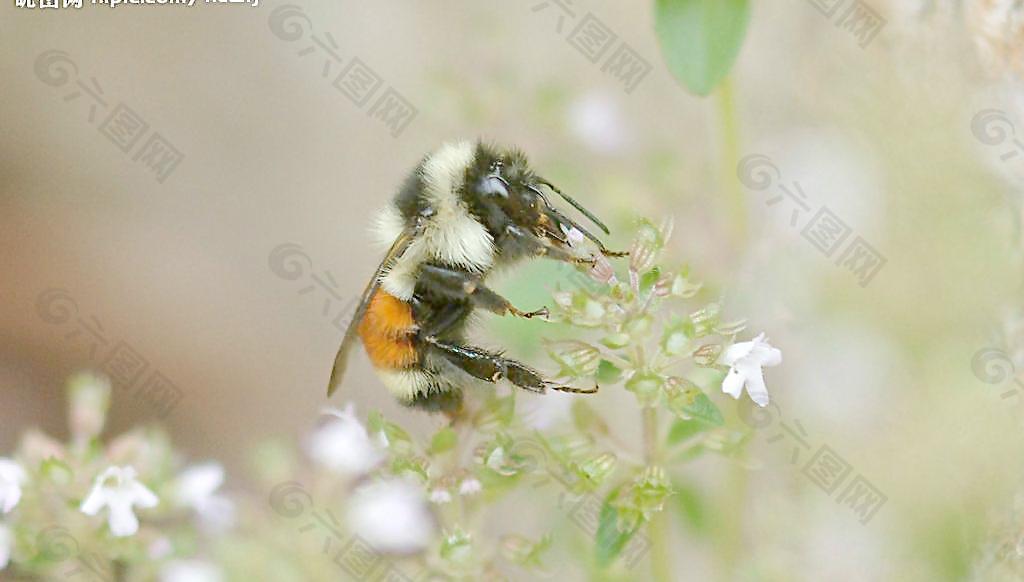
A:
[[327, 225, 419, 397]]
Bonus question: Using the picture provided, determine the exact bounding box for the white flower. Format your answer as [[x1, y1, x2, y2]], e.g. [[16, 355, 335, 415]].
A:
[[562, 224, 586, 246], [160, 560, 223, 582], [148, 536, 174, 559], [568, 91, 628, 154], [348, 479, 434, 554], [307, 404, 384, 475], [721, 333, 782, 408], [0, 523, 11, 570], [68, 373, 111, 443], [173, 463, 234, 532], [80, 466, 158, 537], [0, 459, 26, 514], [459, 478, 481, 496], [429, 488, 452, 504]]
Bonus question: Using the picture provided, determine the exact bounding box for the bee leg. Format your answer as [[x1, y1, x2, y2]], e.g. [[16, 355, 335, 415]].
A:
[[422, 337, 597, 395], [502, 225, 599, 268], [600, 247, 629, 258], [406, 390, 464, 416], [418, 264, 549, 320]]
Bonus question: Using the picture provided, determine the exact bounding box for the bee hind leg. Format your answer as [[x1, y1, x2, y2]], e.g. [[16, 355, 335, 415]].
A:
[[423, 336, 596, 395]]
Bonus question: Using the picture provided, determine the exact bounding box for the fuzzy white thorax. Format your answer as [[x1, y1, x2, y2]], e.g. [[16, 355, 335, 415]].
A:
[[375, 141, 495, 300], [377, 367, 454, 401]]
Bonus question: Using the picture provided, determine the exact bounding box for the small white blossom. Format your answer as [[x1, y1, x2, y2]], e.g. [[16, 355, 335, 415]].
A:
[[307, 404, 384, 475], [562, 224, 586, 246], [0, 523, 11, 570], [429, 488, 452, 504], [459, 478, 482, 496], [0, 459, 26, 514], [721, 333, 782, 407], [568, 91, 628, 154], [68, 373, 111, 444], [348, 478, 434, 554], [160, 560, 223, 582], [80, 466, 158, 537], [173, 463, 234, 532], [148, 536, 174, 559]]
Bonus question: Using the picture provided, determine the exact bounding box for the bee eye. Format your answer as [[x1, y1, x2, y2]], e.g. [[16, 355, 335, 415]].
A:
[[479, 175, 509, 197]]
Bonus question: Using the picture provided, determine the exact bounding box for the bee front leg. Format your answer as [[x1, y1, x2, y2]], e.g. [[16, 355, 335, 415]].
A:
[[502, 225, 597, 268], [418, 264, 549, 320]]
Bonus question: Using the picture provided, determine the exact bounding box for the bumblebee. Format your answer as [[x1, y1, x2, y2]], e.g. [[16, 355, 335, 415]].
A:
[[327, 141, 625, 413]]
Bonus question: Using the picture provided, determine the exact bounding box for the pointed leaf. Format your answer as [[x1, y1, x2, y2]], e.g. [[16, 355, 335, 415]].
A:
[[654, 0, 751, 96]]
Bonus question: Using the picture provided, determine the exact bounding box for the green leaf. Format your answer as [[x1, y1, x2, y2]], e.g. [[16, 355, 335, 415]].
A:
[[684, 391, 724, 425], [666, 383, 724, 426], [666, 418, 708, 445], [595, 496, 640, 568], [654, 0, 751, 96], [672, 481, 709, 534], [639, 267, 662, 295], [429, 427, 457, 455], [596, 359, 623, 384]]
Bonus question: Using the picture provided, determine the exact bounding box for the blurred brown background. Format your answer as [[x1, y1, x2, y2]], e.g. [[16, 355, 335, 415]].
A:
[[3, 1, 1024, 577]]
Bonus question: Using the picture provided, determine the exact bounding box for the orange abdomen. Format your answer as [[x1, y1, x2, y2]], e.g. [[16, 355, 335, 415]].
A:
[[358, 289, 419, 369]]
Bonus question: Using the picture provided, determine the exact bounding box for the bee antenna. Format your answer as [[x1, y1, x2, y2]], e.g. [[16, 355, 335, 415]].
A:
[[526, 184, 553, 207], [538, 179, 611, 235]]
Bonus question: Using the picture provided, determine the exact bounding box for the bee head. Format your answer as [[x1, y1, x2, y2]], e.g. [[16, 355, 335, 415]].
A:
[[469, 143, 613, 254]]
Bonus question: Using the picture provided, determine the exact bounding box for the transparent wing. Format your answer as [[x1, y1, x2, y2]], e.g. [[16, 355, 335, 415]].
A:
[[327, 226, 418, 397]]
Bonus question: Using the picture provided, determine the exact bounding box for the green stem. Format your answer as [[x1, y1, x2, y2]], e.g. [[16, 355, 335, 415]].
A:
[[715, 454, 749, 582], [714, 77, 747, 249], [643, 407, 671, 582]]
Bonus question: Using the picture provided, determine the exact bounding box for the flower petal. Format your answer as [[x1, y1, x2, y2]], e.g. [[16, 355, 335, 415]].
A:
[[0, 460, 26, 485], [107, 499, 141, 537], [79, 485, 107, 516], [722, 367, 746, 399], [0, 524, 10, 570], [0, 483, 21, 514], [742, 365, 770, 407], [175, 463, 223, 506], [129, 481, 159, 509], [750, 344, 782, 367], [721, 341, 754, 366]]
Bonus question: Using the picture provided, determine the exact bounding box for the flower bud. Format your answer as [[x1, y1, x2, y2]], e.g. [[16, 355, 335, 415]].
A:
[[68, 373, 111, 444]]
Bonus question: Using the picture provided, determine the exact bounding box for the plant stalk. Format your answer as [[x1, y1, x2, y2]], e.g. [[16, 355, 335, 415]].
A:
[[714, 77, 747, 249], [643, 406, 671, 582]]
